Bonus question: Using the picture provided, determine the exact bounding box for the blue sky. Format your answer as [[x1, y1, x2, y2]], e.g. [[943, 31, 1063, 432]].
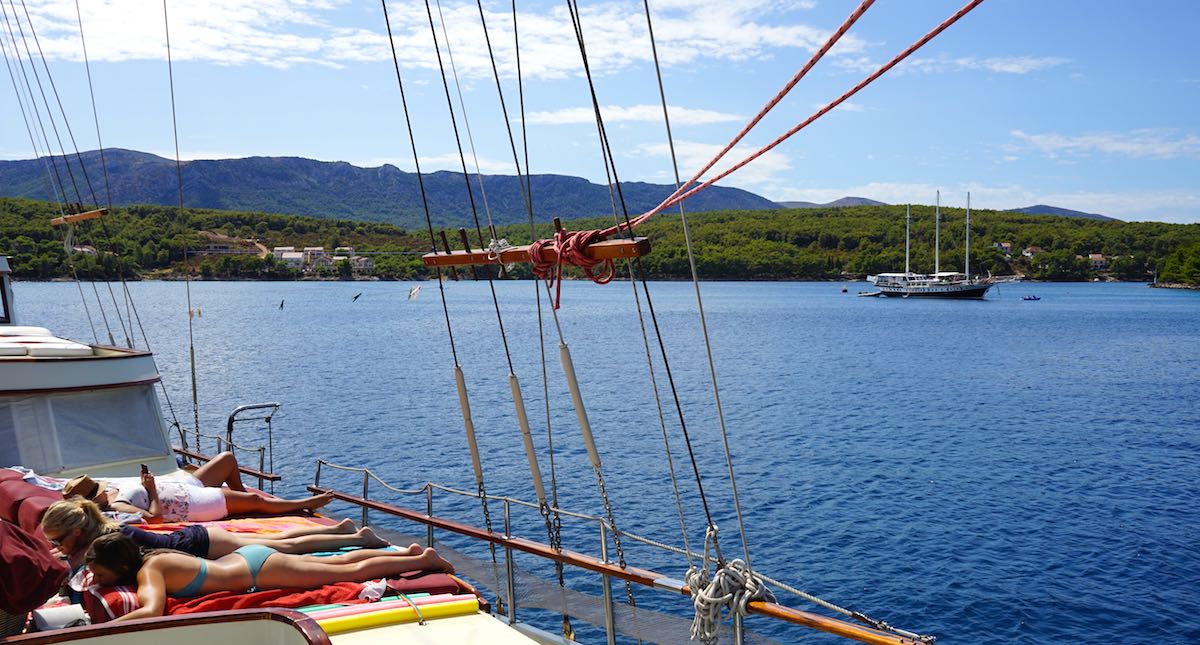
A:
[[2, 0, 1198, 223]]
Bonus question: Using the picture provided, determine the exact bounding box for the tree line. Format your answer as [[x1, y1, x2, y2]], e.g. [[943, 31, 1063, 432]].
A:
[[2, 197, 1198, 285]]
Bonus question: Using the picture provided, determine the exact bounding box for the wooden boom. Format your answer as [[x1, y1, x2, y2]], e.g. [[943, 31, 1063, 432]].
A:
[[422, 236, 651, 269], [50, 208, 107, 227], [307, 485, 923, 645]]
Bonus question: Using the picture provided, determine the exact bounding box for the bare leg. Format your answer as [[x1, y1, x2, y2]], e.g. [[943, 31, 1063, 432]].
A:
[[192, 452, 247, 491], [221, 490, 334, 516], [205, 526, 396, 559], [256, 548, 454, 590], [295, 542, 422, 564]]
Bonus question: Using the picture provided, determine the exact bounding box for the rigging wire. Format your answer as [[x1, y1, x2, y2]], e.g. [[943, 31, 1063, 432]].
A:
[[162, 0, 201, 440], [0, 1, 70, 209], [2, 0, 85, 207], [16, 0, 100, 207]]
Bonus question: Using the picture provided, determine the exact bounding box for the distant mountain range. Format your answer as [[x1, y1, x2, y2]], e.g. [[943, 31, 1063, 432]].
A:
[[0, 149, 777, 229], [775, 197, 888, 209], [0, 150, 1117, 225], [1004, 204, 1115, 221]]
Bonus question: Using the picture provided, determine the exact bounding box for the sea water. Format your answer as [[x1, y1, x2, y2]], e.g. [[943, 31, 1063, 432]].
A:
[[17, 280, 1200, 643]]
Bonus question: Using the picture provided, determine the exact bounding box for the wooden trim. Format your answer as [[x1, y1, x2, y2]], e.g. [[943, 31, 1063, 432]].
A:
[[1, 376, 161, 397], [0, 346, 152, 362], [174, 448, 281, 481], [422, 236, 651, 268], [308, 487, 923, 645], [50, 208, 107, 227], [746, 602, 924, 645], [308, 486, 683, 593], [0, 608, 332, 645]]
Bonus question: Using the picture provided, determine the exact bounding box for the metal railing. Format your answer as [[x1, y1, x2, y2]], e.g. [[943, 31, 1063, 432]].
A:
[[309, 459, 923, 645]]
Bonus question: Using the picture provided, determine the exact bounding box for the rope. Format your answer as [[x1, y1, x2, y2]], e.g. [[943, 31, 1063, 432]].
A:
[[652, 0, 987, 216], [684, 527, 775, 645], [527, 227, 615, 309], [162, 0, 201, 438], [509, 0, 986, 269]]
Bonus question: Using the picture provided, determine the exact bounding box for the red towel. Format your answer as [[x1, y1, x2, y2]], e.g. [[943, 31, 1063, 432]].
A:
[[0, 521, 68, 614]]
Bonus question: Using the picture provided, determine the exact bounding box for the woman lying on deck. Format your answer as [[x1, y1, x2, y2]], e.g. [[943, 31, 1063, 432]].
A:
[[85, 532, 454, 622], [42, 498, 388, 568], [62, 452, 333, 522]]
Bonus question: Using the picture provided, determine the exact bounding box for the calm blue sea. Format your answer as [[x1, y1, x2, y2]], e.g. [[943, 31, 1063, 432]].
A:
[[16, 279, 1200, 643]]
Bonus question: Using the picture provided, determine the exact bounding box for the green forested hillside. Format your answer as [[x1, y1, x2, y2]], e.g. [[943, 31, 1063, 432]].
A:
[[2, 197, 1198, 285]]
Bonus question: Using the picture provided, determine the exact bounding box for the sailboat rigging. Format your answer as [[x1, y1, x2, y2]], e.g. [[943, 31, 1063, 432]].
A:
[[868, 191, 996, 299], [0, 0, 997, 643]]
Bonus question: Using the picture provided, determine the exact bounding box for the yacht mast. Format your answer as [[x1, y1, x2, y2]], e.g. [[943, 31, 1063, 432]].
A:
[[905, 204, 911, 274], [935, 190, 941, 274], [965, 192, 971, 279]]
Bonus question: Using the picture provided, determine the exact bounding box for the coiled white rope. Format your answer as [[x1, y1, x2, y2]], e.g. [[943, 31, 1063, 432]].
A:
[[685, 528, 775, 644]]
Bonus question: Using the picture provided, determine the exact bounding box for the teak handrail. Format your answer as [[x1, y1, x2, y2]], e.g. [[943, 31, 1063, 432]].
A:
[[307, 486, 919, 645], [174, 447, 281, 482], [422, 236, 651, 268]]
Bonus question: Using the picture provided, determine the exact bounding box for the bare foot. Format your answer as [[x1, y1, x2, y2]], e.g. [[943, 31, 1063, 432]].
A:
[[305, 492, 335, 510], [421, 547, 455, 574], [406, 542, 422, 555], [355, 527, 390, 549], [332, 518, 357, 534]]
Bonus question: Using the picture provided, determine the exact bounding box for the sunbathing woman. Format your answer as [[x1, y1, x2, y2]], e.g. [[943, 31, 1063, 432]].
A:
[[63, 459, 333, 523], [42, 498, 389, 567], [86, 532, 454, 622]]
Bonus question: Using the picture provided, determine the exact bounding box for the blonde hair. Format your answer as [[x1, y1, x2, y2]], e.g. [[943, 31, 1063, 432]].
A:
[[42, 498, 120, 545]]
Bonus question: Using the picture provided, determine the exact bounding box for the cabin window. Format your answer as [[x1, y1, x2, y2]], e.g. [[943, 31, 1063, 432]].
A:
[[0, 385, 169, 474]]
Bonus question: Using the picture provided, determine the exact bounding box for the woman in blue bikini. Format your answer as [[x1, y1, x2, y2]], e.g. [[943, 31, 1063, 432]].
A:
[[85, 532, 455, 622]]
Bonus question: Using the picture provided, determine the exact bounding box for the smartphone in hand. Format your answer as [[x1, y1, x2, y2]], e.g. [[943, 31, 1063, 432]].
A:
[[140, 463, 149, 475]]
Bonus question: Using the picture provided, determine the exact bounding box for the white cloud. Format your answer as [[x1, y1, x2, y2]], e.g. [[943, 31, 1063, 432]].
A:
[[524, 104, 742, 126], [631, 138, 793, 194], [1011, 129, 1200, 160], [14, 0, 868, 78], [837, 55, 1069, 76]]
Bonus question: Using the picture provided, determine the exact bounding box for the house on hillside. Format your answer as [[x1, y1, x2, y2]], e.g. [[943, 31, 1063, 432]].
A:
[[303, 247, 331, 269], [1088, 253, 1108, 270], [1023, 246, 1044, 258], [280, 251, 304, 269], [272, 246, 295, 259], [994, 241, 1013, 257]]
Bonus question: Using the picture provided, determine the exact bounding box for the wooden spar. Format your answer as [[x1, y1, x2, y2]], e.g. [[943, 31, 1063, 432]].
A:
[[50, 208, 106, 227], [307, 486, 923, 645], [421, 236, 651, 268]]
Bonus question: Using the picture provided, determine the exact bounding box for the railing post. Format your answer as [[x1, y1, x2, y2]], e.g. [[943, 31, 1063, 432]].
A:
[[314, 460, 323, 488], [599, 522, 616, 645], [504, 499, 516, 625], [361, 471, 370, 528], [425, 486, 434, 548], [257, 447, 266, 490]]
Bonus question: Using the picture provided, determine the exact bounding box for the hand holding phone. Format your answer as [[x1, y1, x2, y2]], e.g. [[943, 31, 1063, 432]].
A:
[[140, 463, 149, 475]]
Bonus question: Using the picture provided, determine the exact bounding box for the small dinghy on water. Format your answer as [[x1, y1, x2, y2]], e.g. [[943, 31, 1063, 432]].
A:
[[1023, 295, 1041, 301]]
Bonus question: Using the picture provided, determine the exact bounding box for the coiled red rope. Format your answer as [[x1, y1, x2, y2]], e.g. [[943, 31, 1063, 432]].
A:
[[529, 228, 616, 309]]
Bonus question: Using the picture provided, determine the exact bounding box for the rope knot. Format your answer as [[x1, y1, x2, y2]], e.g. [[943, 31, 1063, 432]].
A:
[[527, 227, 616, 309], [686, 558, 776, 645]]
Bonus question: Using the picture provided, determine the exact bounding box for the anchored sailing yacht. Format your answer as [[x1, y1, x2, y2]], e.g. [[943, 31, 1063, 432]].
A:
[[868, 192, 994, 299]]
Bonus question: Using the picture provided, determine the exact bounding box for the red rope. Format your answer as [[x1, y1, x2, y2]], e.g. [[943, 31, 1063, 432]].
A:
[[639, 0, 875, 227], [655, 0, 987, 214], [529, 228, 616, 309], [522, 0, 986, 307]]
